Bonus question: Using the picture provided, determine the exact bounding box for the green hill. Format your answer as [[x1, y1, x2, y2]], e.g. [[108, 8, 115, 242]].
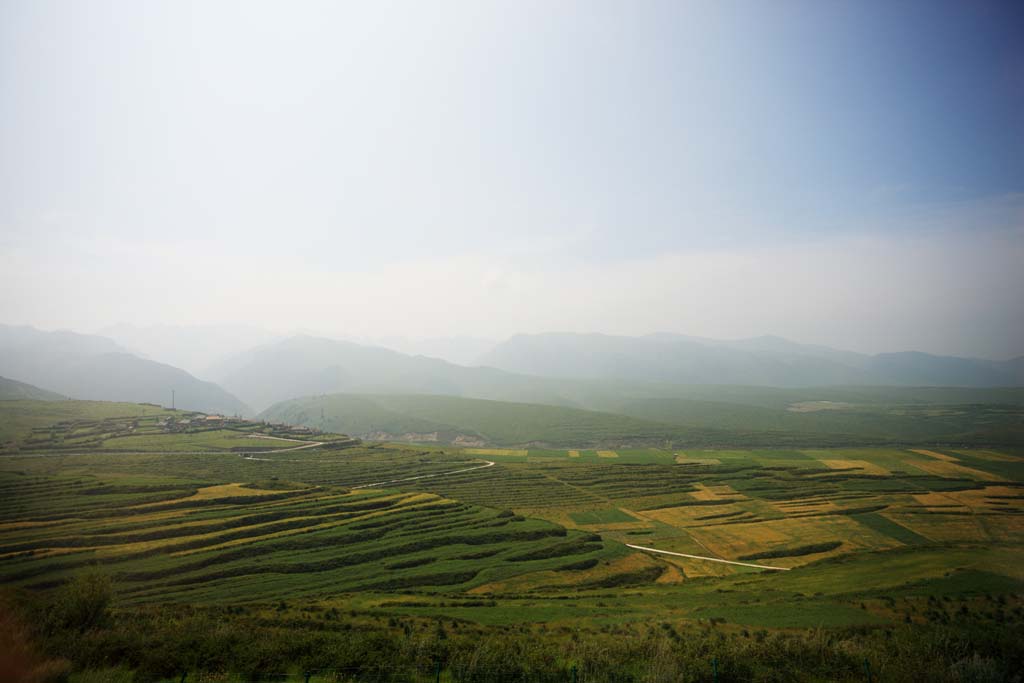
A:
[[0, 399, 174, 445], [259, 394, 699, 448], [612, 395, 1024, 443], [0, 375, 65, 401], [261, 390, 1024, 448]]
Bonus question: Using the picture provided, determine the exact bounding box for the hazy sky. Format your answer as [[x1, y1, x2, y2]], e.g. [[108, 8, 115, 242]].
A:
[[2, 1, 1022, 358]]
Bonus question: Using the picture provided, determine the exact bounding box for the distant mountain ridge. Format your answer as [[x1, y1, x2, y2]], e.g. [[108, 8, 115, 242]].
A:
[[2, 325, 1020, 419], [0, 325, 249, 415], [98, 323, 282, 378], [215, 335, 578, 413], [476, 333, 1024, 388]]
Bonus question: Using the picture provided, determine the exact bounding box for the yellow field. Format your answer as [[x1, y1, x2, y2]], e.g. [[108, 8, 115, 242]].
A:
[[596, 450, 619, 458], [641, 503, 747, 528], [190, 482, 296, 499], [906, 458, 1004, 481], [954, 449, 1021, 462], [688, 483, 740, 501], [689, 484, 718, 501], [463, 448, 528, 457], [910, 448, 960, 462], [888, 512, 985, 543], [912, 492, 969, 511], [915, 485, 1024, 513], [818, 459, 890, 475], [687, 515, 900, 565], [568, 450, 581, 458]]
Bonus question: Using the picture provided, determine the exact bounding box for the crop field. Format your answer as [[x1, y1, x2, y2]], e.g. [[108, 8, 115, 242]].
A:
[[2, 402, 1024, 682], [4, 416, 1021, 598], [0, 457, 626, 604], [397, 446, 1024, 578]]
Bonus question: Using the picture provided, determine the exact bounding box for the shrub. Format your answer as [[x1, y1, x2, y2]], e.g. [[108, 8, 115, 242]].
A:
[[43, 574, 112, 634]]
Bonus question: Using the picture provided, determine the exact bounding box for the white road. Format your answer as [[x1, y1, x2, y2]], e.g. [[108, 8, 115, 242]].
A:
[[625, 543, 792, 571], [352, 460, 496, 489]]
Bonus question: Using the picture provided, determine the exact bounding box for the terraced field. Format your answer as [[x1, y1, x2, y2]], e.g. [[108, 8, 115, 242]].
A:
[[2, 405, 1023, 633], [0, 462, 621, 604], [3, 403, 1024, 682], [398, 446, 1024, 578]]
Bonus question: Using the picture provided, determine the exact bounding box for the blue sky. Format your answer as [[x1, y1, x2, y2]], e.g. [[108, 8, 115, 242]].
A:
[[1, 1, 1022, 357]]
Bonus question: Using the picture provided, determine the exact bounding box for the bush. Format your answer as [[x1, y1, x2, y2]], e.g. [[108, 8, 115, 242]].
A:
[[44, 574, 113, 634]]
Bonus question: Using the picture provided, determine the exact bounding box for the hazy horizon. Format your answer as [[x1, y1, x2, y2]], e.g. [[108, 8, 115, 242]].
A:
[[3, 1, 1022, 359]]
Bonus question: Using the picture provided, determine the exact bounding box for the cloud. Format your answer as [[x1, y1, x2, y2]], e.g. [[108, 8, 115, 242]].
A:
[[1, 199, 1020, 359]]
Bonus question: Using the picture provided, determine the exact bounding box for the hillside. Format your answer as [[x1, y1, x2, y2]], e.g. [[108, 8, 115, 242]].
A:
[[216, 335, 584, 412], [0, 324, 249, 415], [0, 375, 65, 401], [477, 332, 1024, 387], [259, 393, 695, 448], [261, 389, 1024, 448], [0, 399, 173, 445], [612, 395, 1024, 444]]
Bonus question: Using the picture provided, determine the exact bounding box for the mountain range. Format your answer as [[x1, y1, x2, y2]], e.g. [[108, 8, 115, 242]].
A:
[[478, 333, 1024, 388], [0, 325, 248, 415], [1, 324, 1021, 417]]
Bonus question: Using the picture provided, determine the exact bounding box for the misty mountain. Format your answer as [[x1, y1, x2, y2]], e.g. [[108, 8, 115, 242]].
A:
[[0, 325, 248, 415], [476, 333, 1023, 388], [866, 351, 1024, 387], [344, 335, 498, 367], [216, 335, 590, 413], [99, 323, 281, 378], [0, 375, 66, 401]]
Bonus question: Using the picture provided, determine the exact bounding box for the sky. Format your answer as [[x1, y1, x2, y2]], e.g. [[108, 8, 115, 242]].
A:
[[1, 0, 1022, 359]]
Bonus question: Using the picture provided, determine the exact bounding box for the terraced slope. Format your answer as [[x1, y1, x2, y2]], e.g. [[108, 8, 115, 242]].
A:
[[0, 473, 618, 603]]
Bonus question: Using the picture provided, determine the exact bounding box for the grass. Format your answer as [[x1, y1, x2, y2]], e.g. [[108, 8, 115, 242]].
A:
[[569, 509, 638, 525], [854, 512, 929, 545], [0, 400, 174, 444], [261, 393, 691, 448]]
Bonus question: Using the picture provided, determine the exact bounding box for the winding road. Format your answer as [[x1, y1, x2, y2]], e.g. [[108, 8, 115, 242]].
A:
[[625, 543, 792, 571]]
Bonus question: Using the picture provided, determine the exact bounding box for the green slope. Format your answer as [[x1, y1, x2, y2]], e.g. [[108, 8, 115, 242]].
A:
[[0, 400, 174, 445], [612, 395, 1024, 443], [260, 390, 1024, 448], [260, 394, 699, 448], [0, 375, 65, 401]]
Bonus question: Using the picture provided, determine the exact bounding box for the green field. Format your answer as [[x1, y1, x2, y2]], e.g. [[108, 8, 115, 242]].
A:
[[2, 401, 1023, 681], [258, 389, 1024, 449]]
